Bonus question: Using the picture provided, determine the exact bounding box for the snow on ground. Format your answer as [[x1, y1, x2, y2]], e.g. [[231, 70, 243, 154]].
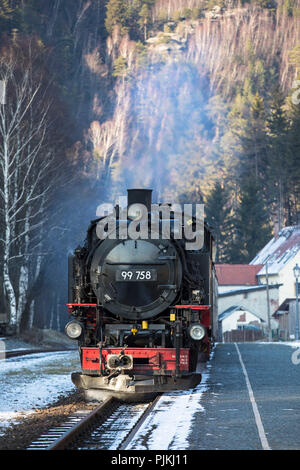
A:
[[127, 347, 215, 451], [127, 372, 210, 450], [0, 336, 38, 351], [0, 350, 80, 435], [275, 341, 300, 348], [255, 341, 300, 348], [0, 337, 39, 361]]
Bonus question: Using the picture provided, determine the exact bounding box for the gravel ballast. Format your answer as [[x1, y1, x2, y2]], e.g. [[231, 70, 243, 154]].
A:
[[0, 390, 97, 450]]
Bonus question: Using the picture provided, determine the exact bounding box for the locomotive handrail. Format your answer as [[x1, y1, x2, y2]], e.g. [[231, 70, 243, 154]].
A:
[[175, 305, 211, 310], [67, 303, 97, 307]]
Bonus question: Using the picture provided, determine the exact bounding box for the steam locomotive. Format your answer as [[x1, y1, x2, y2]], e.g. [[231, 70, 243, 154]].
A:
[[66, 189, 217, 401]]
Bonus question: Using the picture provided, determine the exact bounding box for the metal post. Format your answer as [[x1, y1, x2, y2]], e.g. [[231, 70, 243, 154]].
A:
[[266, 260, 272, 342], [293, 264, 300, 341], [296, 276, 299, 341]]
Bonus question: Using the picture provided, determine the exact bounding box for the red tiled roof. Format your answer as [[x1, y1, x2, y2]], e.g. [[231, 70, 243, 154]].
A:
[[215, 264, 264, 286]]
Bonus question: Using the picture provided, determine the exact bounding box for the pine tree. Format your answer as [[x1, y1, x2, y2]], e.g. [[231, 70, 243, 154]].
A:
[[286, 100, 300, 224], [232, 177, 272, 263], [105, 0, 154, 40], [112, 56, 128, 77], [205, 181, 233, 263], [105, 0, 129, 36], [138, 4, 150, 41], [266, 87, 290, 229], [0, 0, 15, 34], [238, 92, 268, 182]]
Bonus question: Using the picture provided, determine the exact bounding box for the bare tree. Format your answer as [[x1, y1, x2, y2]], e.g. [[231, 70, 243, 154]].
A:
[[0, 53, 57, 332]]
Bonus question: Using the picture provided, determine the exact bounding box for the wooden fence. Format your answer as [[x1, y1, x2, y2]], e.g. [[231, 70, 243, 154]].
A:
[[223, 329, 264, 342]]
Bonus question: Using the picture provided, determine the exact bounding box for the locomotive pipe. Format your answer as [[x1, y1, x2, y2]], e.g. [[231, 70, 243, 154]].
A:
[[175, 321, 182, 378], [68, 254, 74, 303]]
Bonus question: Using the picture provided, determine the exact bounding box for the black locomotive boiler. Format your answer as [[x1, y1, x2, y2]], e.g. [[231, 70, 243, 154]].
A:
[[66, 189, 217, 401]]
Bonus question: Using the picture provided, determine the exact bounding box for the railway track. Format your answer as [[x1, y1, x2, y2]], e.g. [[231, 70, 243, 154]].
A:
[[27, 395, 161, 450], [4, 349, 74, 359]]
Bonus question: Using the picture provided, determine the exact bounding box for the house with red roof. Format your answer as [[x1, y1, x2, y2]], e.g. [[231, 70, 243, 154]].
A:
[[215, 264, 263, 293], [216, 225, 300, 341], [250, 225, 300, 305], [216, 264, 281, 340]]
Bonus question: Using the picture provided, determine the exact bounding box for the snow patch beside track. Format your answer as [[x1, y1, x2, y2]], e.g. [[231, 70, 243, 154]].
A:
[[0, 350, 79, 435], [127, 372, 210, 450]]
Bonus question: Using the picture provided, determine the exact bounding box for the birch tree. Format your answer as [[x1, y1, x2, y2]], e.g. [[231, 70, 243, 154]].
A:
[[0, 53, 57, 332]]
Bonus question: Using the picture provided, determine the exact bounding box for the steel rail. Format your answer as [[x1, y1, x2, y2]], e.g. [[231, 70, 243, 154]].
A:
[[48, 396, 115, 450], [118, 394, 161, 450], [28, 394, 161, 450], [5, 348, 74, 359]]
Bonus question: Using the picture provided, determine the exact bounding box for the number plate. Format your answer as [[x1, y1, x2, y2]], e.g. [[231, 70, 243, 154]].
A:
[[116, 269, 157, 282]]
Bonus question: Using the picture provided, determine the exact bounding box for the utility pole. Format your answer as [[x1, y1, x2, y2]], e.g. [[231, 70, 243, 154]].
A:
[[266, 260, 272, 342], [296, 277, 299, 341], [293, 264, 300, 341]]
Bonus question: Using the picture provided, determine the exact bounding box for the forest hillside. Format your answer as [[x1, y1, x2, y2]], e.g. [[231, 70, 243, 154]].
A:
[[0, 0, 299, 331]]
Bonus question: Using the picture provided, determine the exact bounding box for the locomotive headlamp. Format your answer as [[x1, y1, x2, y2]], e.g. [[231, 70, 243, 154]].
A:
[[65, 320, 83, 340], [188, 324, 206, 341]]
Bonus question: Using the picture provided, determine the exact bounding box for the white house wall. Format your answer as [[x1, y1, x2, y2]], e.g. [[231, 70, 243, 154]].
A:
[[222, 310, 262, 334], [218, 287, 279, 328], [258, 251, 300, 305]]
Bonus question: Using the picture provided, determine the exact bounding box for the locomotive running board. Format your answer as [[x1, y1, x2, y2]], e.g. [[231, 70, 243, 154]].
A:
[[71, 372, 202, 403]]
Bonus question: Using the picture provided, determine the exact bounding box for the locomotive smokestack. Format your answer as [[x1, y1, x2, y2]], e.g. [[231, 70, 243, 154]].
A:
[[127, 189, 152, 211]]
